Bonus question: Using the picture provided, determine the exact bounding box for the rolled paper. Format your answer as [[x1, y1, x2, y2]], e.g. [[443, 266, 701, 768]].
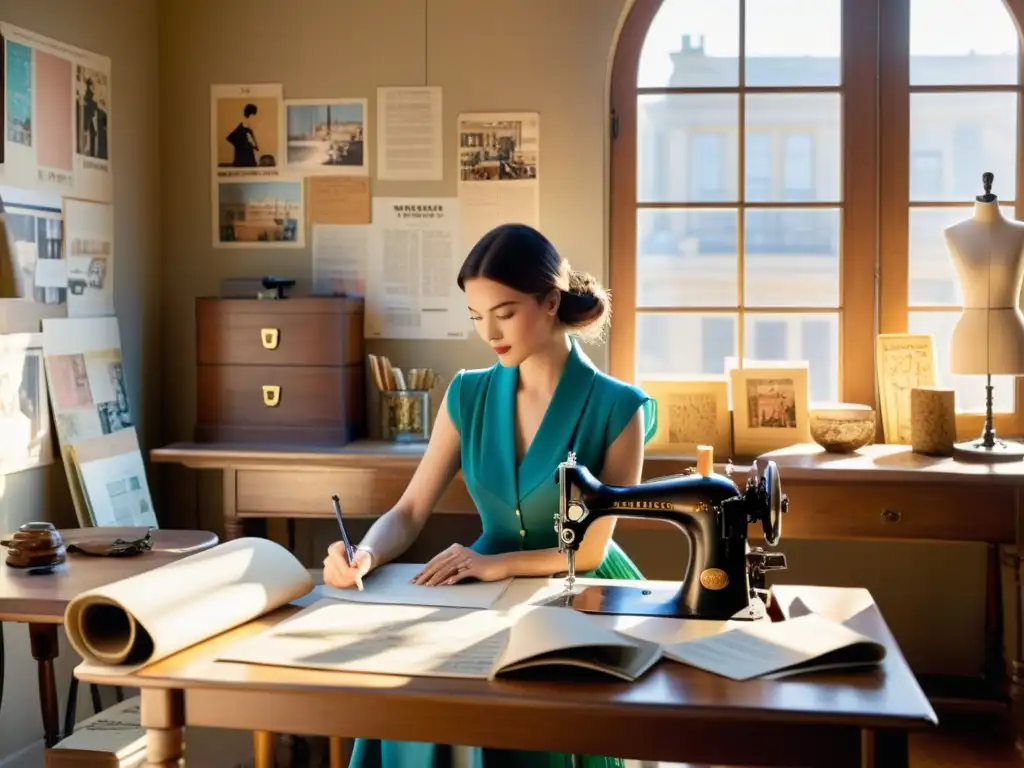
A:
[[696, 444, 714, 477], [910, 387, 956, 456]]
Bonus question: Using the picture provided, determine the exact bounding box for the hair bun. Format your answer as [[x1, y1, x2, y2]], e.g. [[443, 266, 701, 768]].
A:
[[558, 268, 611, 341]]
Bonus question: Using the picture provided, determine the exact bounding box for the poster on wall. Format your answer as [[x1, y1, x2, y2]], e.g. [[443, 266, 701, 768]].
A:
[[213, 179, 304, 249], [64, 198, 114, 317], [210, 83, 285, 180], [0, 185, 67, 309], [365, 197, 468, 340], [456, 111, 539, 253], [284, 98, 368, 176], [1, 23, 112, 204]]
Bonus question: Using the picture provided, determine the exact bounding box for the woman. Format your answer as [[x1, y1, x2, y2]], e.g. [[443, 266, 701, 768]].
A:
[[324, 223, 658, 768]]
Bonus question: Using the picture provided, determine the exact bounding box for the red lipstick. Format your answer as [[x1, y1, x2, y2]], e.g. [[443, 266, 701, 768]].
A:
[[492, 345, 511, 355]]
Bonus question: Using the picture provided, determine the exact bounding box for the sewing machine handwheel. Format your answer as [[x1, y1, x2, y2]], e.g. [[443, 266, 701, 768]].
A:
[[761, 460, 783, 546]]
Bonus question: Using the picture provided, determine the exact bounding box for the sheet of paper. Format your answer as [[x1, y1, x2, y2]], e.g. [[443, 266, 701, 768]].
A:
[[64, 198, 114, 317], [218, 599, 511, 679], [456, 112, 540, 252], [312, 224, 369, 297], [497, 605, 642, 670], [74, 439, 158, 528], [365, 197, 469, 340], [376, 86, 443, 181], [66, 537, 315, 675], [0, 331, 54, 475], [308, 176, 370, 225], [318, 562, 511, 609], [34, 257, 66, 288], [662, 613, 884, 681]]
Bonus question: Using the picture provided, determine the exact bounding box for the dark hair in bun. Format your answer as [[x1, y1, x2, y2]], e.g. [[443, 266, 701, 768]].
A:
[[457, 223, 611, 341]]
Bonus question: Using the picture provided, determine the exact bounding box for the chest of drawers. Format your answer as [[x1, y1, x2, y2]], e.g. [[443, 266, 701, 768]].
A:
[[195, 296, 365, 445]]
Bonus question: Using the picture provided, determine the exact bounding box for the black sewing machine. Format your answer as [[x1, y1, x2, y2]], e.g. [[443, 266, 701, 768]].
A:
[[553, 452, 788, 621]]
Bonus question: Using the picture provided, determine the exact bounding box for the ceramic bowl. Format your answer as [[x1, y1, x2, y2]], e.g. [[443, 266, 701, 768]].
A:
[[2, 521, 67, 571], [809, 403, 876, 453]]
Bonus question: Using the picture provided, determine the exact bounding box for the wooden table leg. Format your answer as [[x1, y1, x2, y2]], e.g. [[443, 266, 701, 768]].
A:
[[28, 623, 61, 747], [253, 731, 274, 768], [223, 468, 243, 541], [141, 688, 184, 767], [860, 728, 908, 768], [329, 737, 352, 768]]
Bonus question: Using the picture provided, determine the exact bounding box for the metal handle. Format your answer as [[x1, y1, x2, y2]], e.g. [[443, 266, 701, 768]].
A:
[[881, 509, 901, 523], [262, 385, 281, 407], [261, 327, 280, 350]]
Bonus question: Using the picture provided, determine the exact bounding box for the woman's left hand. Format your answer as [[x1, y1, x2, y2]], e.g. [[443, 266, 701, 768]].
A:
[[413, 544, 508, 586]]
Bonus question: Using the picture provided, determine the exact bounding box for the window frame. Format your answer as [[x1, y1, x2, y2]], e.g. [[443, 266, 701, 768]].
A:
[[610, 0, 1024, 440]]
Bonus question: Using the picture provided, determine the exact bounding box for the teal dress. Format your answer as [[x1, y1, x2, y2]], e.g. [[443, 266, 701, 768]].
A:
[[349, 339, 657, 768]]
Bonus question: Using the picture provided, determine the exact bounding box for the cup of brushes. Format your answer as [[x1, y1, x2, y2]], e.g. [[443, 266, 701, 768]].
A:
[[369, 353, 436, 443]]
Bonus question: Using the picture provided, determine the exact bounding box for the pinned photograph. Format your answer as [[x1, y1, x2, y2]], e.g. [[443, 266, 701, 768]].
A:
[[211, 83, 284, 179], [458, 116, 539, 182], [75, 63, 109, 163], [215, 179, 304, 248], [64, 198, 114, 317], [6, 40, 32, 151], [285, 98, 367, 175], [0, 185, 66, 306]]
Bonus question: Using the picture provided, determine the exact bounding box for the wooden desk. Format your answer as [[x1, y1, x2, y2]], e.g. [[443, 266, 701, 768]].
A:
[[74, 583, 936, 767], [0, 528, 218, 747], [150, 440, 1024, 750]]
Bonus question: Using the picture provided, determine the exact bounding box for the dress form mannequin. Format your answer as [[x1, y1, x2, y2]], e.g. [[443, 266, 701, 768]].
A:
[[942, 172, 1024, 461]]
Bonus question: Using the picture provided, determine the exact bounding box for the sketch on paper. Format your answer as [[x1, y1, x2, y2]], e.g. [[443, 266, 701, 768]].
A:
[[215, 179, 304, 248], [876, 334, 936, 444], [64, 198, 114, 317], [211, 84, 284, 180], [667, 393, 719, 444], [639, 378, 731, 458], [285, 99, 367, 174], [45, 348, 132, 444], [0, 185, 66, 305], [75, 440, 158, 528], [0, 335, 54, 475], [745, 378, 798, 429], [458, 116, 538, 182]]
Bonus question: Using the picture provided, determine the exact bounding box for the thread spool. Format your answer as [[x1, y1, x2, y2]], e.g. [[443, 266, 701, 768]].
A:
[[696, 444, 714, 477], [910, 387, 956, 456]]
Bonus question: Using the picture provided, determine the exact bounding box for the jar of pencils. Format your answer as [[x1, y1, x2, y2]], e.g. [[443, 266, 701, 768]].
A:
[[380, 389, 431, 442]]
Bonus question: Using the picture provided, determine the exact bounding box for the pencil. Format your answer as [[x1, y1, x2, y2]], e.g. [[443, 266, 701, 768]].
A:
[[330, 494, 363, 592]]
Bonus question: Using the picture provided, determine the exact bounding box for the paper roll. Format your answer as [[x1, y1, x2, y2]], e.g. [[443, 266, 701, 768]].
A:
[[696, 445, 714, 477], [64, 537, 314, 674], [910, 387, 956, 456]]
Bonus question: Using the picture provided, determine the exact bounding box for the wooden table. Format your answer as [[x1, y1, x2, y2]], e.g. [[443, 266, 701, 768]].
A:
[[0, 527, 218, 747], [75, 582, 936, 767]]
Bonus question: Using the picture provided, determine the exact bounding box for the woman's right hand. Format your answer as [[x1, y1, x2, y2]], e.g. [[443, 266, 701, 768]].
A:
[[323, 541, 373, 589]]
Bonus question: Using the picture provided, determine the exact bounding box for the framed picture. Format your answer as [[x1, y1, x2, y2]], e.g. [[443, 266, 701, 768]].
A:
[[729, 364, 811, 456], [875, 334, 936, 445], [639, 377, 732, 460]]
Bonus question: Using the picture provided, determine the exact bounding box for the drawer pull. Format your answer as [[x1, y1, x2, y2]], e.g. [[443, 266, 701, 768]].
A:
[[881, 509, 901, 523], [262, 385, 281, 407], [261, 328, 280, 350]]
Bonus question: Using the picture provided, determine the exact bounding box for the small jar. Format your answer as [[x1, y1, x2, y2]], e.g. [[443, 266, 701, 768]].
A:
[[380, 390, 430, 442]]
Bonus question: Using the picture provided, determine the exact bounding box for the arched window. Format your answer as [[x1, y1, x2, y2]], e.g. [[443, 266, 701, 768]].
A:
[[610, 0, 1024, 437]]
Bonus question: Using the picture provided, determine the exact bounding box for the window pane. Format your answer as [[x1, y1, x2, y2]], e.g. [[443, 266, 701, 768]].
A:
[[636, 313, 738, 376], [743, 209, 840, 307], [743, 94, 841, 202], [638, 0, 739, 89], [638, 95, 739, 204], [910, 0, 1019, 86], [743, 312, 839, 403], [636, 208, 737, 307], [908, 206, 1016, 306], [745, 0, 842, 87], [908, 311, 1015, 413], [909, 93, 1018, 202]]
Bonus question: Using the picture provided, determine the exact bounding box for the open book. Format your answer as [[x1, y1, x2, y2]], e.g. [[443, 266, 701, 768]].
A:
[[662, 612, 887, 681], [217, 598, 663, 682], [65, 537, 315, 675]]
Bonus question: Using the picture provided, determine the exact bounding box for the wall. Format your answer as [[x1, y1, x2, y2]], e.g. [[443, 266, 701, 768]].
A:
[[155, 0, 990, 688], [0, 0, 162, 761]]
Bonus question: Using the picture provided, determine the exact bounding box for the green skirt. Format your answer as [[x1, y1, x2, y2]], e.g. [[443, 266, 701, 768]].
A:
[[348, 541, 642, 768]]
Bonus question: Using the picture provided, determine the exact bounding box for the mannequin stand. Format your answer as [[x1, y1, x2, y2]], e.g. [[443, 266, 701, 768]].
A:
[[952, 374, 1024, 463]]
